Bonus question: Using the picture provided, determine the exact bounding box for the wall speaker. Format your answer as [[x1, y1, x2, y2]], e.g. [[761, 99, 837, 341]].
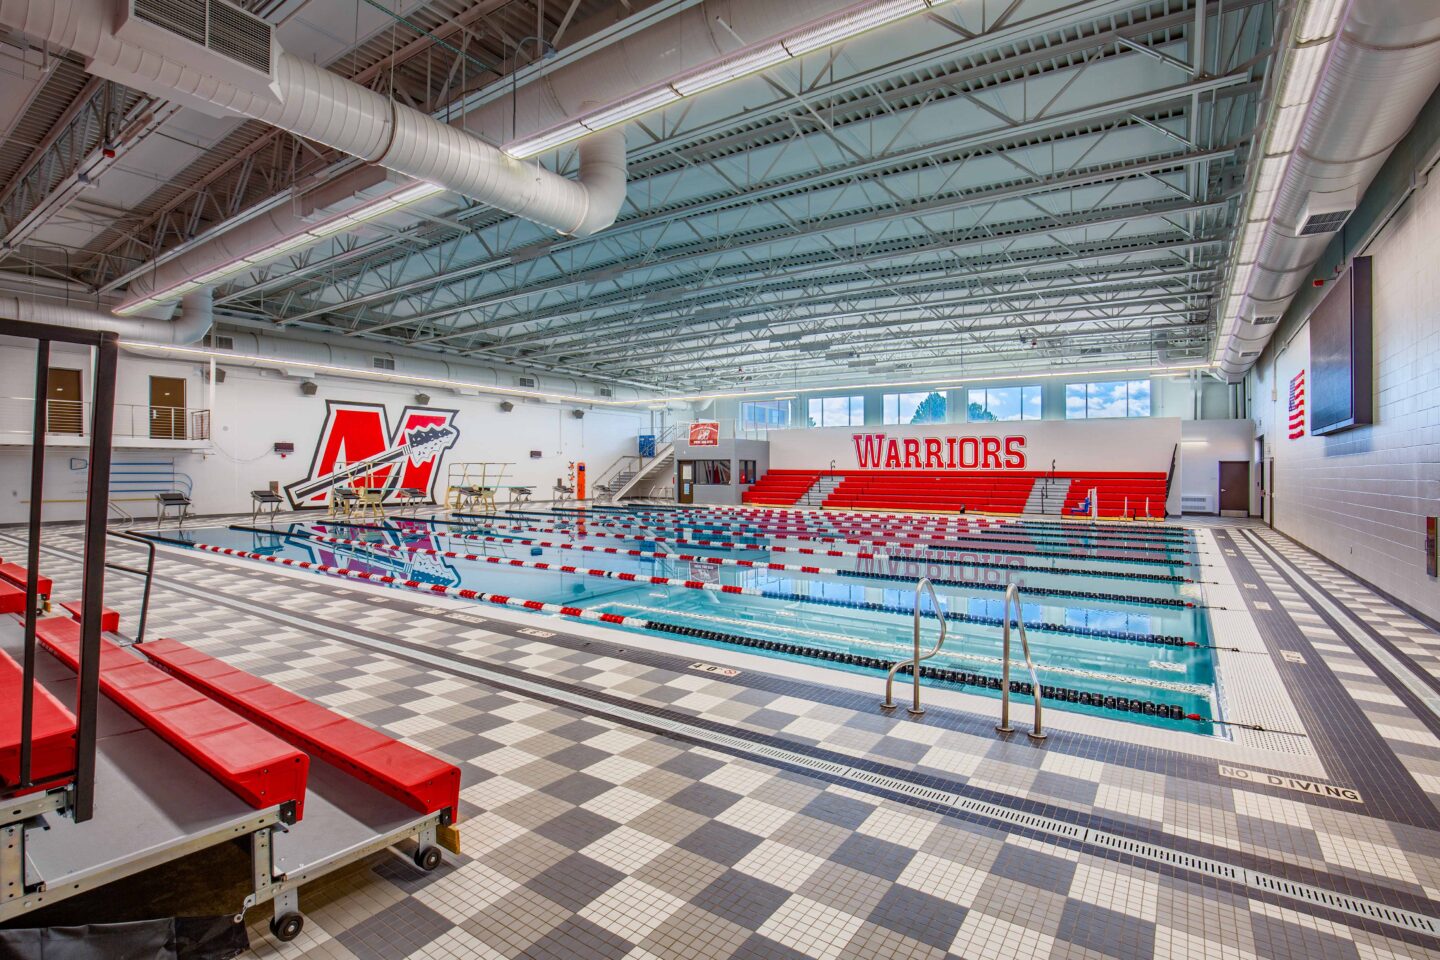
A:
[[415, 392, 430, 405], [300, 380, 318, 396], [572, 409, 585, 419], [500, 400, 515, 412]]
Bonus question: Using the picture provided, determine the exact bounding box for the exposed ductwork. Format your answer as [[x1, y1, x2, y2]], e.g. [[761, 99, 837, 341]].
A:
[[0, 287, 214, 343], [1218, 0, 1440, 380], [0, 0, 629, 241]]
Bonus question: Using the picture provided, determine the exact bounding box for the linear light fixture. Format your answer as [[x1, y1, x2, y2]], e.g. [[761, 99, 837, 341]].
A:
[[504, 0, 954, 159], [114, 181, 447, 316]]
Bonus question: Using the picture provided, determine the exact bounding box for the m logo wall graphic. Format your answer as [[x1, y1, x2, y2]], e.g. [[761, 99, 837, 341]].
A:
[[284, 401, 460, 508]]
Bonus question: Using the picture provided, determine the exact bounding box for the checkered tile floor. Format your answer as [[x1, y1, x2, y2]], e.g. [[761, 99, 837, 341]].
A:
[[6, 513, 1440, 960]]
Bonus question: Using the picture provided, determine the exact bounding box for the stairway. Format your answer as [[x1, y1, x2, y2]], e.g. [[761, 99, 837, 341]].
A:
[[1024, 476, 1071, 516], [609, 444, 675, 500], [796, 474, 844, 508]]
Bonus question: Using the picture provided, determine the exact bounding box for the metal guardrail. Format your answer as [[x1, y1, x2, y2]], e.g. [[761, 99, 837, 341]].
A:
[[997, 584, 1046, 741], [880, 578, 947, 716], [0, 397, 210, 440]]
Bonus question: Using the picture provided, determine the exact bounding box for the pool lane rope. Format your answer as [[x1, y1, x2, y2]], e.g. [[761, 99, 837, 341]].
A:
[[324, 519, 1199, 611], [181, 539, 1204, 724], [565, 505, 1196, 548], [474, 512, 1195, 566], [447, 516, 1196, 584], [274, 527, 1196, 648]]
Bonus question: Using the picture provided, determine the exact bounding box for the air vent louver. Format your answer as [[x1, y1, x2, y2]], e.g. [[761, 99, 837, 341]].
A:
[[129, 0, 273, 76], [518, 376, 537, 388], [1298, 209, 1352, 235]]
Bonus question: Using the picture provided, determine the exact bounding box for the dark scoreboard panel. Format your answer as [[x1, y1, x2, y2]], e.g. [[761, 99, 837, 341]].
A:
[[1310, 256, 1373, 436]]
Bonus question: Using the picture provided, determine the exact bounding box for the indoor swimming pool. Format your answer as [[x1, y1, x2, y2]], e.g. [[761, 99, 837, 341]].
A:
[[146, 507, 1221, 734]]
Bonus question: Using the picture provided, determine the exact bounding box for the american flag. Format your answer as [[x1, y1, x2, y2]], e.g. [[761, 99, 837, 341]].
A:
[[1288, 369, 1306, 439]]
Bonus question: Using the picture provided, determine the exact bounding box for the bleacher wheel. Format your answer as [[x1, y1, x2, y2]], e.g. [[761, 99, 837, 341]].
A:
[[270, 912, 304, 942], [414, 845, 443, 871]]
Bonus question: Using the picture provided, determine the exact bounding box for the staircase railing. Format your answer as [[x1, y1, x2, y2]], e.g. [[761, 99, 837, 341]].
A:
[[105, 531, 156, 644], [880, 578, 947, 716], [997, 584, 1046, 741]]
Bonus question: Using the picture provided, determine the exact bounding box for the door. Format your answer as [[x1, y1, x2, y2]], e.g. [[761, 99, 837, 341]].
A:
[[46, 368, 83, 434], [1219, 461, 1249, 516], [149, 376, 186, 439], [678, 460, 695, 504]]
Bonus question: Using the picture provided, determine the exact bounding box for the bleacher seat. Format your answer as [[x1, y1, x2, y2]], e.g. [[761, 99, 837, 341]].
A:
[[741, 470, 822, 505], [0, 559, 52, 599], [138, 637, 462, 823], [0, 647, 77, 794], [822, 471, 1037, 515], [35, 617, 310, 817], [59, 600, 120, 633]]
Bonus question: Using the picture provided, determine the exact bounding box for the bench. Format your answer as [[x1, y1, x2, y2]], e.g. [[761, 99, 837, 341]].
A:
[[35, 617, 309, 818], [138, 637, 461, 824], [0, 560, 52, 599], [0, 647, 76, 794], [59, 600, 120, 634]]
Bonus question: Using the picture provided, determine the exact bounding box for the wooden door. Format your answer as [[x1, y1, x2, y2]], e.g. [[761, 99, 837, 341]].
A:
[[46, 368, 83, 434], [678, 461, 695, 504], [1219, 461, 1249, 516], [149, 376, 186, 439]]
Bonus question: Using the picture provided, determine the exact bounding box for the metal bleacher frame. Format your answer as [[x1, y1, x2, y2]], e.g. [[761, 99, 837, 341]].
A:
[[1, 318, 454, 942]]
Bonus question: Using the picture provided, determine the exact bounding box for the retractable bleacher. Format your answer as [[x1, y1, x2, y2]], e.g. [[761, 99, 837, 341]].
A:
[[741, 470, 821, 505], [823, 471, 1035, 514], [1059, 472, 1168, 518]]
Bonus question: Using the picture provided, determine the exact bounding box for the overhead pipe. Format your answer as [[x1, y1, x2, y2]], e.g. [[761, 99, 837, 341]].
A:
[[0, 0, 629, 241], [1219, 0, 1440, 379], [0, 288, 213, 343]]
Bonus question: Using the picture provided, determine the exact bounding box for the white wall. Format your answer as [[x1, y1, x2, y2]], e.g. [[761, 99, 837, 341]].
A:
[[0, 346, 650, 523], [1251, 167, 1440, 622], [1178, 419, 1257, 514]]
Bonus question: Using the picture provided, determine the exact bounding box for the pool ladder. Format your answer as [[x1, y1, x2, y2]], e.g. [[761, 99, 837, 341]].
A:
[[881, 578, 946, 716], [879, 580, 1047, 741], [998, 584, 1046, 741]]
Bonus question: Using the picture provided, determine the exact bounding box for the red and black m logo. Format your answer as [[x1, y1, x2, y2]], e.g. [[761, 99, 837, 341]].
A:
[[284, 401, 459, 508]]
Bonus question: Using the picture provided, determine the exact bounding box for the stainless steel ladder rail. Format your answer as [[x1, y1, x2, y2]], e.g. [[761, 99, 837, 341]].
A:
[[997, 583, 1047, 741], [880, 578, 947, 716]]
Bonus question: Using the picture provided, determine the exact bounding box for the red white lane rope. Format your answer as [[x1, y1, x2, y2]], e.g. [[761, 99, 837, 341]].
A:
[[191, 542, 657, 627], [460, 515, 988, 550], [303, 530, 836, 576]]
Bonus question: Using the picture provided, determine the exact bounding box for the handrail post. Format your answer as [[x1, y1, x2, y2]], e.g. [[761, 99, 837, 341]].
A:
[[881, 578, 947, 716], [996, 584, 1047, 742]]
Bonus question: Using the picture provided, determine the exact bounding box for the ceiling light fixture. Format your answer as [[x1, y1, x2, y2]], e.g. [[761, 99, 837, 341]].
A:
[[113, 181, 447, 316], [504, 0, 954, 159]]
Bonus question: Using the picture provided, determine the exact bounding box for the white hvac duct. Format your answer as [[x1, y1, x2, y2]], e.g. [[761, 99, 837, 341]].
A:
[[0, 287, 213, 343], [1219, 0, 1440, 380], [0, 0, 627, 240]]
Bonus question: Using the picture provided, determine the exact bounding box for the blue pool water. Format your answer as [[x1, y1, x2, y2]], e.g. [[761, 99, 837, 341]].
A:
[[152, 508, 1218, 733]]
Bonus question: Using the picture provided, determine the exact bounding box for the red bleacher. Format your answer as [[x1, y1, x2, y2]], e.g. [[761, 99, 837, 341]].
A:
[[741, 470, 821, 505], [59, 600, 120, 633], [0, 647, 77, 794], [1060, 472, 1167, 518], [138, 637, 461, 823], [35, 616, 311, 817], [823, 471, 1036, 514], [739, 469, 1171, 517], [0, 559, 52, 599]]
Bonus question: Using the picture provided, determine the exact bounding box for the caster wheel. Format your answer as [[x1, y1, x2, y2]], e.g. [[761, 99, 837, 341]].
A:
[[270, 912, 304, 942], [414, 845, 443, 871]]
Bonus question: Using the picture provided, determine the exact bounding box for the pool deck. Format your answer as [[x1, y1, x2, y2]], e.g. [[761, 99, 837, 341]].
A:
[[5, 510, 1440, 960]]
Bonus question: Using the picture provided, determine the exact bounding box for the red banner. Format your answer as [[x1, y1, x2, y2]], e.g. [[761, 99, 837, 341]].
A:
[[689, 421, 720, 446]]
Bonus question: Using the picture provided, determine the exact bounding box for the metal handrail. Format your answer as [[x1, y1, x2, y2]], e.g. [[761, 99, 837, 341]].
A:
[[881, 578, 947, 716], [106, 531, 156, 644], [997, 584, 1046, 741]]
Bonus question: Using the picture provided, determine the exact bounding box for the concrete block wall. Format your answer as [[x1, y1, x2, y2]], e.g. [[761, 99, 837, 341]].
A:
[[1251, 168, 1440, 622]]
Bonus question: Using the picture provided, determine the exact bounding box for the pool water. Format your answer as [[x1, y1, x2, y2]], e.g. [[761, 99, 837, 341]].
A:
[[151, 506, 1218, 733]]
